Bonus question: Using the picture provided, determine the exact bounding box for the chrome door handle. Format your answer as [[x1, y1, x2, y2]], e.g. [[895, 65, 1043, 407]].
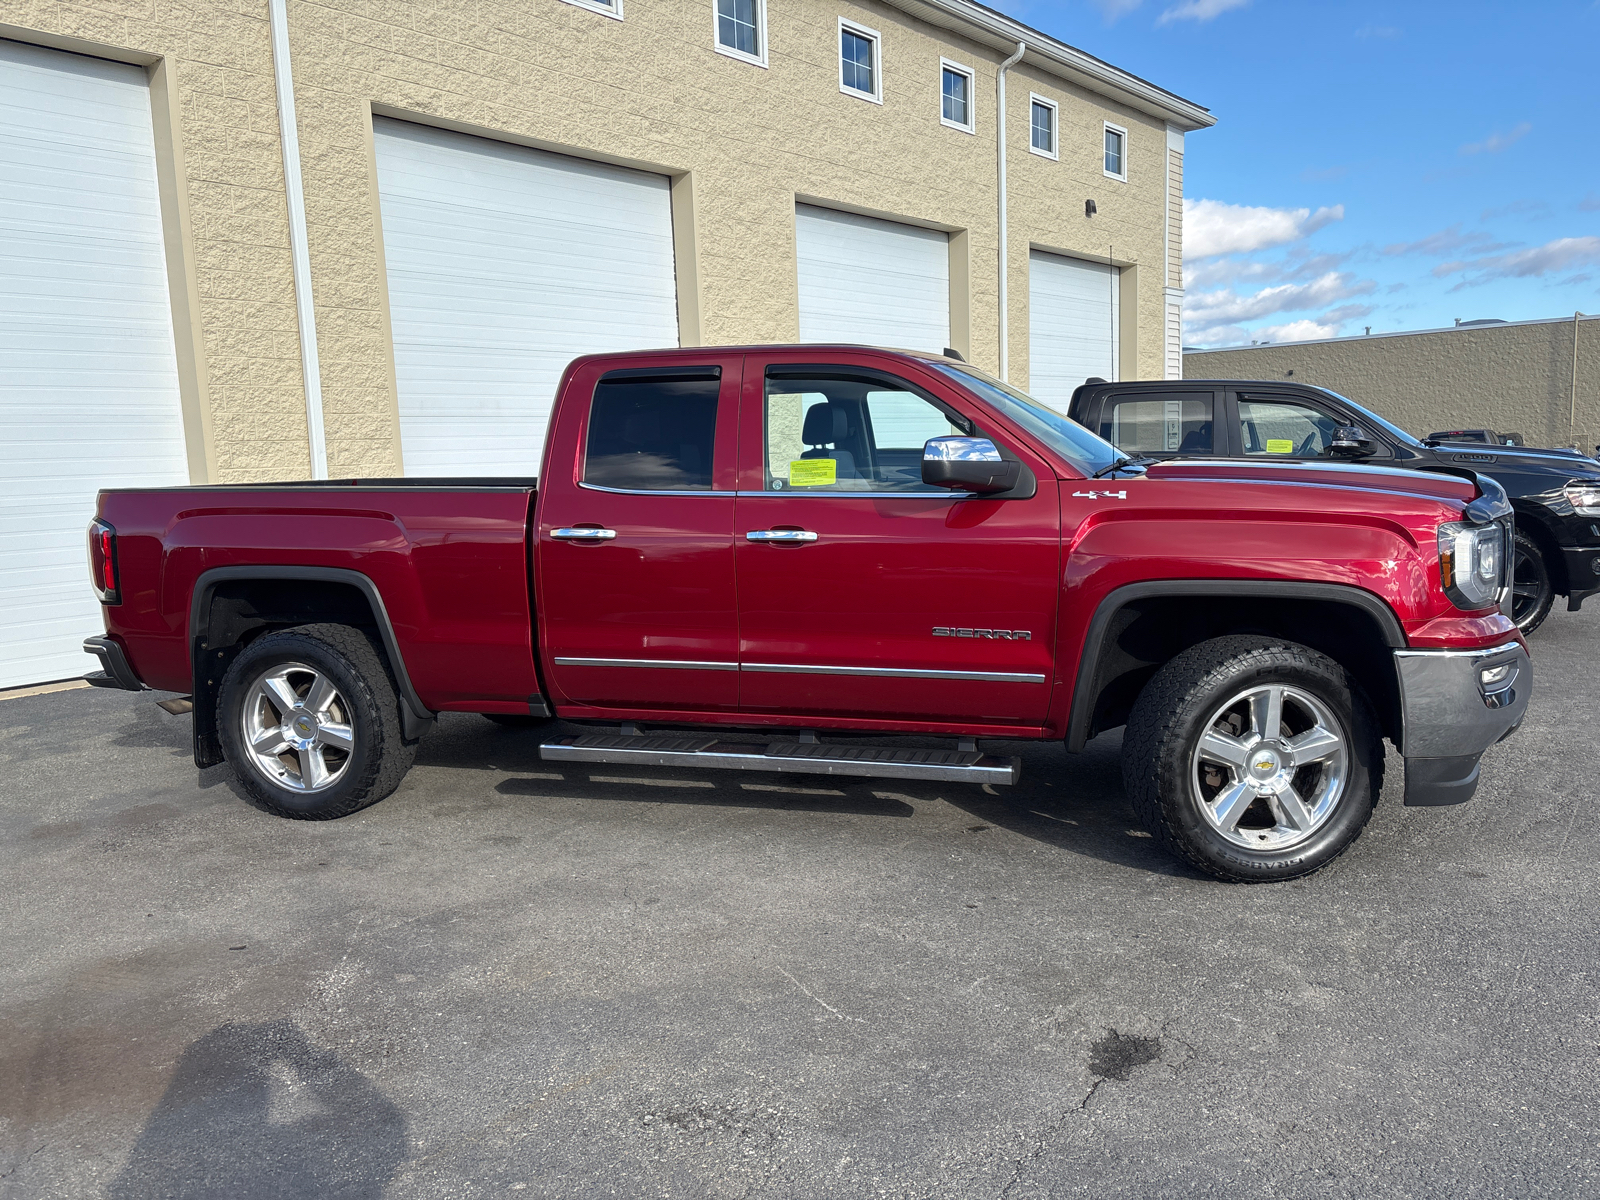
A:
[[746, 530, 818, 543], [551, 527, 617, 540]]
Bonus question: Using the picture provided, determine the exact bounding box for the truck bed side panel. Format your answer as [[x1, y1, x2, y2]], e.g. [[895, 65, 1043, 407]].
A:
[[98, 487, 538, 710]]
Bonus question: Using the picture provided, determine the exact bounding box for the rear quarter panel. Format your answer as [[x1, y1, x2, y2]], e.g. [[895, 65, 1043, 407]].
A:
[[97, 487, 538, 710]]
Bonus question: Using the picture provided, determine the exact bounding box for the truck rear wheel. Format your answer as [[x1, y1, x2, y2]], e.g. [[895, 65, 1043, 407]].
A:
[[217, 624, 416, 820], [1122, 636, 1383, 883]]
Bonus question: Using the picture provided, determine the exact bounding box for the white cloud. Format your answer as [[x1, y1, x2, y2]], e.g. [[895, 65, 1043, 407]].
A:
[[1579, 193, 1600, 213], [1183, 250, 1352, 290], [1436, 236, 1600, 286], [1184, 272, 1373, 327], [1185, 198, 1345, 259], [1383, 224, 1510, 257], [1158, 0, 1248, 23], [1355, 24, 1401, 39], [1091, 0, 1145, 18], [1460, 122, 1532, 155]]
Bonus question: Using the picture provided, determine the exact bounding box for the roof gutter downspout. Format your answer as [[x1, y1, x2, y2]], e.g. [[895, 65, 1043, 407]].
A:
[[996, 41, 1025, 382], [268, 0, 329, 479]]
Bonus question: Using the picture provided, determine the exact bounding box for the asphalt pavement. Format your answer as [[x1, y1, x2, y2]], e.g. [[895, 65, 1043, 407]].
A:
[[2, 609, 1596, 1199]]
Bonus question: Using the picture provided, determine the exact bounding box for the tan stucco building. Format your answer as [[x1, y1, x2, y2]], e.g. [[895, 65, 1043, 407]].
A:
[[1186, 315, 1600, 453], [0, 0, 1209, 685]]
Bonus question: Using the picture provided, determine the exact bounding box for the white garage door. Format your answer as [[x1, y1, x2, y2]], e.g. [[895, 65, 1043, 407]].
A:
[[0, 40, 188, 689], [795, 205, 949, 353], [373, 119, 680, 476], [1028, 250, 1121, 411]]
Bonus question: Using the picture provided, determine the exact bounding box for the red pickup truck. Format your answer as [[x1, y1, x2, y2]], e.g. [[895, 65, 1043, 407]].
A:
[[84, 346, 1530, 882]]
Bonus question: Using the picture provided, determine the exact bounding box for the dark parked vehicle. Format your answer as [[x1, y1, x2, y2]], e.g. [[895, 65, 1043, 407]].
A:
[[1069, 380, 1600, 635], [1428, 429, 1523, 447]]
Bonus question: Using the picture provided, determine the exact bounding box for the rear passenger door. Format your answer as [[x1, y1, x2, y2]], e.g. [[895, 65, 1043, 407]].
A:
[[535, 355, 742, 714], [1090, 388, 1222, 460]]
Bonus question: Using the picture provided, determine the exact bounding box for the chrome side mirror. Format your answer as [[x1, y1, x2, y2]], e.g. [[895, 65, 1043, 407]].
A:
[[922, 436, 1020, 494]]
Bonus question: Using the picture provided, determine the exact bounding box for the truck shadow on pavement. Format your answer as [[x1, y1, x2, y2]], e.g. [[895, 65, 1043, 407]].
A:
[[106, 1019, 406, 1200], [463, 721, 1193, 877]]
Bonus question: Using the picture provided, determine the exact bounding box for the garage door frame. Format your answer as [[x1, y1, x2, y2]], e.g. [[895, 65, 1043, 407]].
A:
[[368, 111, 701, 476]]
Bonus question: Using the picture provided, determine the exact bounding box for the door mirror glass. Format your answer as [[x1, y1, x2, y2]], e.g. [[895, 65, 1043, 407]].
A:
[[922, 436, 1020, 493]]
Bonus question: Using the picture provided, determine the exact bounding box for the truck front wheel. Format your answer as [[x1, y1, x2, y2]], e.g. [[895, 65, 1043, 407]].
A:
[[1509, 528, 1554, 636], [217, 624, 417, 820], [1122, 636, 1383, 883]]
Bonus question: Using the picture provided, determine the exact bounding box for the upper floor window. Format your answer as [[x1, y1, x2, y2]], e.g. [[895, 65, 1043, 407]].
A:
[[560, 0, 623, 19], [1029, 95, 1057, 159], [839, 20, 882, 103], [715, 0, 766, 65], [1104, 123, 1128, 180], [940, 59, 974, 132]]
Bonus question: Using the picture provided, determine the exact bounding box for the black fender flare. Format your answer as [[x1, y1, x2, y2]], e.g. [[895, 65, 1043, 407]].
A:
[[190, 566, 435, 764], [1065, 580, 1407, 751]]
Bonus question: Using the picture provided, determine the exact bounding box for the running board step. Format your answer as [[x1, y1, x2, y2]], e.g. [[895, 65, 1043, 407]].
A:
[[539, 733, 1020, 785]]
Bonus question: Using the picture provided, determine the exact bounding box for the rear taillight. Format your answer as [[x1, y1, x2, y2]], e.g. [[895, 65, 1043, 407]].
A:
[[88, 519, 120, 604]]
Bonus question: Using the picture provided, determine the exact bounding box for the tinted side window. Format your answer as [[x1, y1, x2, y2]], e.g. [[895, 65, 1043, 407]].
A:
[[584, 377, 719, 491], [1098, 392, 1213, 454], [1237, 399, 1336, 458]]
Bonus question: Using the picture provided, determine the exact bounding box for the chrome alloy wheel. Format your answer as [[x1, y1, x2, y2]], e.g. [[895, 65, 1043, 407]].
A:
[[240, 662, 355, 793], [1189, 683, 1349, 851]]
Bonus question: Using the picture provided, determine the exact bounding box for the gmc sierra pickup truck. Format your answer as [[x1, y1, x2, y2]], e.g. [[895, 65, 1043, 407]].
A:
[[1068, 378, 1600, 635], [84, 346, 1531, 882]]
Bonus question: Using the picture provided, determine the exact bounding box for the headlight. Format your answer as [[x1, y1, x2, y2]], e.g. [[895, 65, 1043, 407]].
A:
[[1566, 480, 1600, 516], [1438, 520, 1506, 611]]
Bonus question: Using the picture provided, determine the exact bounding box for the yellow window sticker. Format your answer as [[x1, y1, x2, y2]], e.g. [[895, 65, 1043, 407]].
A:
[[788, 459, 837, 487], [1265, 439, 1295, 454]]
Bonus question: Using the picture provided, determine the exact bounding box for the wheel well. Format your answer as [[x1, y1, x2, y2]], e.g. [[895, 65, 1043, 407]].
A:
[[1512, 508, 1568, 595], [190, 574, 429, 768], [201, 579, 380, 656], [1075, 595, 1401, 748]]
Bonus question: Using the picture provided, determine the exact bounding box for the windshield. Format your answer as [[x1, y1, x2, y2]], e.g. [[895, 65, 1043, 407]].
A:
[[928, 362, 1121, 476], [1310, 386, 1426, 448]]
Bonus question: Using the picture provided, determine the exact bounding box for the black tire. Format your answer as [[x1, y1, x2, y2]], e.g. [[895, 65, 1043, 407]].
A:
[[1122, 636, 1384, 883], [481, 713, 553, 729], [217, 623, 416, 820], [1509, 528, 1554, 636]]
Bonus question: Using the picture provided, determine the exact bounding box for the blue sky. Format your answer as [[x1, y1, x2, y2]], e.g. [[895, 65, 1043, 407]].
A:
[[1004, 0, 1600, 347]]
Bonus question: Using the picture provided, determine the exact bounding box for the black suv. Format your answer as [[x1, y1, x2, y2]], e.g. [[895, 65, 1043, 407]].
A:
[[1068, 379, 1600, 635]]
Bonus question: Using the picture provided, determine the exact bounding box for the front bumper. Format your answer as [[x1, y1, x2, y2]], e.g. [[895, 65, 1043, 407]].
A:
[[1561, 544, 1600, 610], [1395, 640, 1530, 806]]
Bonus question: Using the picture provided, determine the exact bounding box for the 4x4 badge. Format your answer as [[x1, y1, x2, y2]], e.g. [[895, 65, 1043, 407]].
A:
[[1072, 490, 1127, 500]]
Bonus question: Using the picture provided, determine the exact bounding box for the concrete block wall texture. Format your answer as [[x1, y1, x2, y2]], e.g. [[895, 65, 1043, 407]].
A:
[[1186, 316, 1600, 454], [7, 0, 1203, 481]]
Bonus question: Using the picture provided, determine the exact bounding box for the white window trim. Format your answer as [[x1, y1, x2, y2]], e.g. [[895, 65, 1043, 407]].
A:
[[713, 0, 768, 67], [560, 0, 623, 18], [1103, 121, 1129, 181], [1028, 93, 1058, 160], [838, 18, 883, 104], [939, 57, 975, 134]]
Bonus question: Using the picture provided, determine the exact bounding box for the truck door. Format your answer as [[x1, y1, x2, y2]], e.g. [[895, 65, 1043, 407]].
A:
[[1227, 390, 1394, 461], [535, 355, 742, 714], [732, 355, 1060, 728]]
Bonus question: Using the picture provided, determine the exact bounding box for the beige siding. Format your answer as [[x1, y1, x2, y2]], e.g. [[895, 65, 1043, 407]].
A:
[[1186, 317, 1600, 452], [1166, 148, 1182, 290], [5, 0, 1201, 479]]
